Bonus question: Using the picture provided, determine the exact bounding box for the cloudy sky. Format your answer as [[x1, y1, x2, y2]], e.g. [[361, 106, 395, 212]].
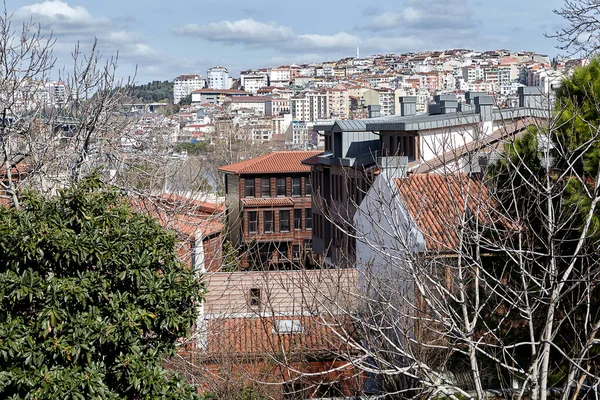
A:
[[10, 0, 567, 83]]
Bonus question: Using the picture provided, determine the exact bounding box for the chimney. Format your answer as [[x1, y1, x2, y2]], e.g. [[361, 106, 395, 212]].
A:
[[465, 91, 487, 105], [368, 104, 381, 118], [458, 102, 475, 112], [475, 96, 494, 121], [429, 94, 457, 115], [518, 86, 543, 108], [399, 96, 417, 116]]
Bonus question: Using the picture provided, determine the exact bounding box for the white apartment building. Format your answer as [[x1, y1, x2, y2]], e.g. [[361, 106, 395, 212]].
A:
[[207, 67, 230, 90], [291, 96, 310, 121], [462, 66, 484, 83], [45, 81, 67, 106], [270, 97, 290, 116], [173, 74, 205, 104], [269, 67, 291, 86], [307, 91, 328, 121], [240, 71, 268, 95]]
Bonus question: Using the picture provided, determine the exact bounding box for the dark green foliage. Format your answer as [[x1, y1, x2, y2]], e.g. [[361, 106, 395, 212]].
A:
[[554, 57, 600, 177], [130, 81, 174, 103], [174, 141, 211, 155], [0, 176, 203, 399], [179, 95, 192, 106]]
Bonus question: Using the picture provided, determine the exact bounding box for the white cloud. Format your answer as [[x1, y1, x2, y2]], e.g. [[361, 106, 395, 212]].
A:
[[174, 19, 294, 44], [360, 0, 474, 32], [19, 0, 94, 23], [296, 32, 359, 50], [15, 1, 161, 65], [173, 18, 359, 52]]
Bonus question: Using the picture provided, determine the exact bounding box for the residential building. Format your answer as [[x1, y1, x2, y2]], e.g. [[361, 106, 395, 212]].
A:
[[173, 74, 205, 104], [240, 71, 269, 94], [191, 88, 248, 105], [270, 97, 290, 115], [291, 95, 310, 121], [224, 96, 272, 116], [308, 89, 548, 267], [207, 66, 230, 90], [270, 66, 292, 86], [362, 88, 401, 116], [219, 151, 321, 269], [307, 91, 328, 121], [325, 88, 350, 119]]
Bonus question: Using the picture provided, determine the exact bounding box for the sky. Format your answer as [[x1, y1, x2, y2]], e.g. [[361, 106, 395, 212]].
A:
[[9, 0, 568, 84]]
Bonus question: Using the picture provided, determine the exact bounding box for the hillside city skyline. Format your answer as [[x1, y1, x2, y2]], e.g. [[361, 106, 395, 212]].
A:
[[10, 0, 567, 82]]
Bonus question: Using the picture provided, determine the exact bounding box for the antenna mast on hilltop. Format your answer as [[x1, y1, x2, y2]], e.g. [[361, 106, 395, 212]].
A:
[[356, 46, 360, 59]]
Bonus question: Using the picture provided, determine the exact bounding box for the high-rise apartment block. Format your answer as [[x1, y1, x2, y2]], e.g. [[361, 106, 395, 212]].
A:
[[207, 66, 230, 90], [173, 74, 205, 104]]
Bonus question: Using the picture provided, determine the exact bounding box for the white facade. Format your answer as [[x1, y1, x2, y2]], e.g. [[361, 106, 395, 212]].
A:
[[269, 67, 291, 86], [174, 74, 205, 104], [291, 96, 310, 121], [240, 72, 268, 94], [207, 67, 230, 90]]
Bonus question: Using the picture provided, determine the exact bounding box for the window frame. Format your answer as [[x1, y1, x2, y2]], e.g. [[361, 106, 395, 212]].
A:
[[261, 177, 271, 197], [294, 209, 302, 230], [245, 178, 255, 197], [249, 288, 261, 307], [263, 210, 273, 233], [276, 177, 286, 196], [292, 177, 301, 196], [279, 210, 290, 232], [247, 210, 258, 233]]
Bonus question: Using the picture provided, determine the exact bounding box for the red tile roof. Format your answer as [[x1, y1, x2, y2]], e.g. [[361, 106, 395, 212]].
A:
[[131, 195, 225, 239], [395, 174, 499, 252], [241, 197, 295, 207], [203, 316, 352, 358], [219, 151, 321, 175]]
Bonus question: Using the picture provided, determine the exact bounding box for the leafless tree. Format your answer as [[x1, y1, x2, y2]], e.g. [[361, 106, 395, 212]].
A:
[[550, 0, 600, 56]]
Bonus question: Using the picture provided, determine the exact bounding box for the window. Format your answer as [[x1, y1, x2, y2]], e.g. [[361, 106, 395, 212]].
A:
[[249, 288, 261, 307], [292, 177, 301, 196], [277, 177, 286, 196], [294, 209, 302, 230], [247, 211, 257, 233], [277, 241, 289, 261], [305, 179, 312, 196], [279, 210, 290, 232], [305, 208, 312, 230], [274, 320, 304, 334], [292, 244, 301, 260], [245, 178, 255, 197], [263, 210, 273, 233], [261, 178, 270, 197]]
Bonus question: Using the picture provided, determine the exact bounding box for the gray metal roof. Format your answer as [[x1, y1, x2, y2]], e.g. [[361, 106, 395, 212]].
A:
[[313, 107, 550, 133], [366, 111, 480, 131], [332, 120, 367, 132], [366, 107, 550, 132]]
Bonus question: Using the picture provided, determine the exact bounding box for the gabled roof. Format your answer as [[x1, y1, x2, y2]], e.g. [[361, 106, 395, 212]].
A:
[[219, 151, 321, 175], [131, 194, 225, 239], [201, 315, 353, 359], [394, 174, 498, 252]]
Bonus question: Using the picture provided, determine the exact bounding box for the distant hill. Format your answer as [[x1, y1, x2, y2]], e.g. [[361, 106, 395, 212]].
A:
[[130, 80, 173, 103]]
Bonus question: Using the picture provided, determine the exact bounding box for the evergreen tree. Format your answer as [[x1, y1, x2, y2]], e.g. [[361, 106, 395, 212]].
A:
[[0, 176, 203, 399]]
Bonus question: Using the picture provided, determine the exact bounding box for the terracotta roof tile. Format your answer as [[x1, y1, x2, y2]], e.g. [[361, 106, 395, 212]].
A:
[[219, 151, 321, 175], [394, 174, 499, 252], [131, 195, 225, 239], [241, 197, 295, 207], [203, 316, 351, 357]]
